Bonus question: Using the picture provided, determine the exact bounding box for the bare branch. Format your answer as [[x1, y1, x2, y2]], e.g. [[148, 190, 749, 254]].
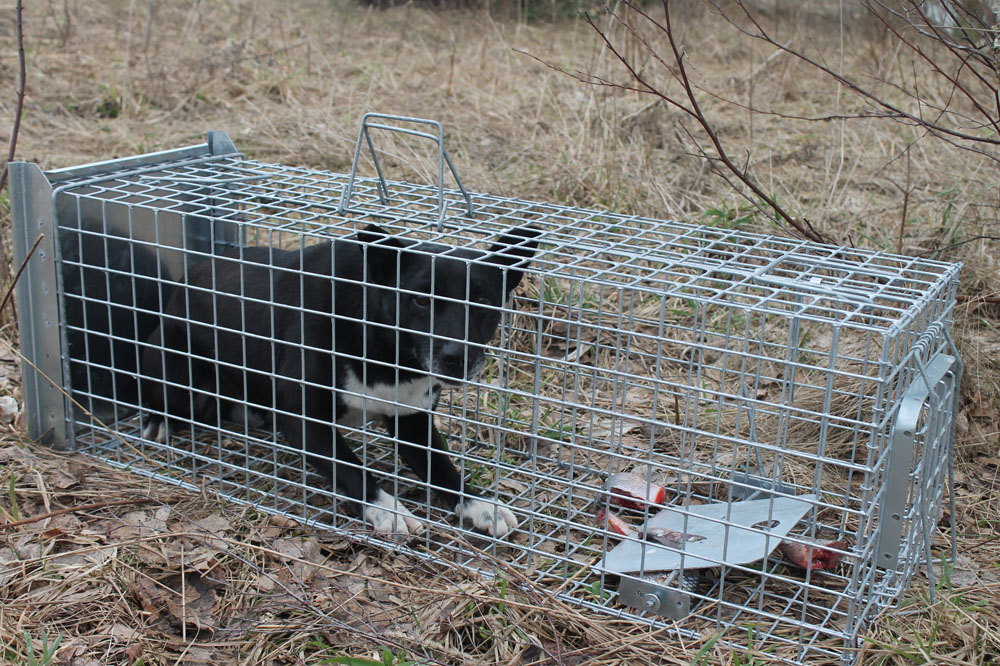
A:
[[0, 0, 27, 194], [870, 0, 993, 65], [868, 1, 1000, 136], [524, 0, 997, 249], [718, 0, 1000, 150], [581, 0, 830, 243]]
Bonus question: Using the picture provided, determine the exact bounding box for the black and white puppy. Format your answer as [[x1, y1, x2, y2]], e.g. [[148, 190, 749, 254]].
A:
[[140, 225, 539, 537]]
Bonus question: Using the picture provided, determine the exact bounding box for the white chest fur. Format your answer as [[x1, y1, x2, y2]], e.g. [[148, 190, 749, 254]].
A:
[[338, 368, 440, 427]]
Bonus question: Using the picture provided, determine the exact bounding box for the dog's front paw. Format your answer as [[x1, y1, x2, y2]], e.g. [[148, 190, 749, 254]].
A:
[[141, 416, 168, 444], [364, 490, 425, 537], [456, 498, 518, 538]]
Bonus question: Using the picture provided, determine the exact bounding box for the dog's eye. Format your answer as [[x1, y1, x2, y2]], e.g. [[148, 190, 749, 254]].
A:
[[476, 296, 493, 306], [412, 295, 431, 308]]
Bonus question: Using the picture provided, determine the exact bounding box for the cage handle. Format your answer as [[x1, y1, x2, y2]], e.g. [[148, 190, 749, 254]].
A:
[[337, 113, 475, 230]]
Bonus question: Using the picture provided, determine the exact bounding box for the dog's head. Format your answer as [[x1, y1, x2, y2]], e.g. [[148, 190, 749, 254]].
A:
[[356, 224, 540, 383]]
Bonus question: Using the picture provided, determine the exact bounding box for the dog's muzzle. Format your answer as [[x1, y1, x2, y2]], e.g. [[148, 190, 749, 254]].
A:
[[433, 342, 485, 384]]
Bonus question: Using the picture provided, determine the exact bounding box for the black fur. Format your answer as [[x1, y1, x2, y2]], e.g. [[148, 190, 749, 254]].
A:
[[140, 224, 538, 534], [61, 231, 169, 422]]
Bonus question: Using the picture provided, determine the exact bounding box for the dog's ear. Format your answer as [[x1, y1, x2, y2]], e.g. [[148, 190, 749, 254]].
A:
[[355, 224, 405, 286], [485, 226, 541, 295]]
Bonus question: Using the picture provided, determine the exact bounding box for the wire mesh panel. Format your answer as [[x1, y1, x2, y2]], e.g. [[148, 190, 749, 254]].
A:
[[10, 118, 961, 665]]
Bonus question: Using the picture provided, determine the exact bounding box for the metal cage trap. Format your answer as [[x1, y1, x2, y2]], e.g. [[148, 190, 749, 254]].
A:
[[9, 115, 962, 664]]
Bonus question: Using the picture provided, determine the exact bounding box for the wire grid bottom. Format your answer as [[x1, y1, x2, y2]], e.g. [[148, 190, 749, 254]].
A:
[[72, 413, 861, 664]]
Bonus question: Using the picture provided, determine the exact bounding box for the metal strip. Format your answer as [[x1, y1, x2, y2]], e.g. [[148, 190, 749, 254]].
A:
[[619, 575, 691, 620], [8, 161, 67, 447], [45, 131, 235, 184], [875, 352, 959, 570]]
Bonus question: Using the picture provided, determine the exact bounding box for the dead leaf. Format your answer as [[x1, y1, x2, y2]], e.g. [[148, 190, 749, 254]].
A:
[[108, 623, 141, 642], [188, 514, 231, 550], [257, 524, 284, 539], [590, 417, 642, 441], [12, 535, 42, 560], [124, 644, 145, 662], [48, 468, 79, 490], [955, 409, 970, 438], [54, 638, 88, 665], [41, 527, 68, 540], [274, 536, 324, 583], [254, 574, 276, 593], [968, 389, 994, 420], [168, 645, 217, 664], [40, 513, 85, 542], [519, 643, 595, 665], [152, 506, 172, 525], [65, 658, 101, 666], [0, 444, 37, 465], [499, 478, 528, 493], [192, 514, 230, 535], [51, 545, 114, 568], [926, 553, 980, 588], [268, 514, 299, 528], [133, 572, 220, 633], [49, 512, 84, 532], [416, 594, 463, 630], [133, 577, 167, 621], [0, 547, 18, 586], [110, 506, 171, 539], [161, 572, 220, 632], [185, 549, 223, 574]]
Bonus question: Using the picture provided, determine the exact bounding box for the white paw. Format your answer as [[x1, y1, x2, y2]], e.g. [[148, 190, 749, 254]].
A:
[[142, 419, 167, 444], [364, 490, 425, 536], [456, 498, 518, 538]]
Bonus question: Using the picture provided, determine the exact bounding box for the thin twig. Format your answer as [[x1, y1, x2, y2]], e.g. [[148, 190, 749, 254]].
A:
[[0, 0, 27, 195], [956, 294, 1000, 304], [868, 0, 1000, 138], [0, 498, 148, 530], [915, 234, 1000, 256], [896, 148, 911, 255], [0, 233, 43, 315]]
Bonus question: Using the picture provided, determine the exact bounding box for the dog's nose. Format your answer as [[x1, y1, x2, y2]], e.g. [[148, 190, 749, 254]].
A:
[[437, 343, 470, 379]]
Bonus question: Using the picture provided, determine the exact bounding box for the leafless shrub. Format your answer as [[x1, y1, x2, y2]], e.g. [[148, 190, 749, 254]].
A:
[[720, 0, 999, 160], [562, 0, 999, 250]]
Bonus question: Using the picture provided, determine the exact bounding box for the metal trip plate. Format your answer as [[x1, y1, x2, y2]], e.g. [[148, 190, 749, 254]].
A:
[[600, 495, 817, 574]]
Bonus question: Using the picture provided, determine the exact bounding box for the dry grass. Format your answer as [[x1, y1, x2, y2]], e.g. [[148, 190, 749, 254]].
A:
[[1, 0, 999, 664]]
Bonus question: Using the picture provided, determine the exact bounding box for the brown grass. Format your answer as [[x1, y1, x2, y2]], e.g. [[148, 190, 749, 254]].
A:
[[1, 1, 999, 664]]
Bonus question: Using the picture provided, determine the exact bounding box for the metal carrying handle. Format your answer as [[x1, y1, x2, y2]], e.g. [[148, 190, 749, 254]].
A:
[[337, 113, 475, 230]]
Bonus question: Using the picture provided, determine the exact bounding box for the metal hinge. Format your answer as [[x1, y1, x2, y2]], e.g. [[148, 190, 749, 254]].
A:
[[619, 573, 691, 620]]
